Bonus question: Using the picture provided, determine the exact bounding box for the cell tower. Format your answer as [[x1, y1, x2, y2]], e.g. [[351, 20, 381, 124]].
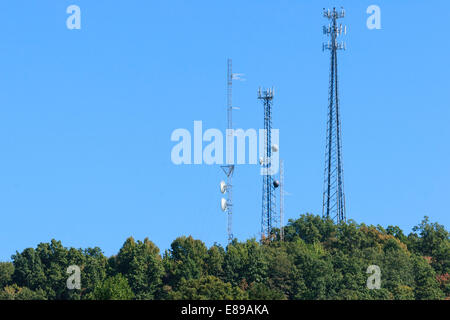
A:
[[322, 7, 347, 223], [258, 87, 278, 241], [220, 59, 236, 243]]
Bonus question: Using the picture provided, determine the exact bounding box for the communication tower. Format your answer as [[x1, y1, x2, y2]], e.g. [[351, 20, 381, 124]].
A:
[[322, 7, 347, 223], [220, 59, 242, 242], [258, 87, 279, 240]]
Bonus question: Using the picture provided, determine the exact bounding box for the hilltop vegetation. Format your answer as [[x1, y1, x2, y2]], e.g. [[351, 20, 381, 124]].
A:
[[0, 214, 449, 300]]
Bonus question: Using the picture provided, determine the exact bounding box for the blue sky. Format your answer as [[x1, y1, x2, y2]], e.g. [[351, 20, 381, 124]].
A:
[[0, 0, 448, 260]]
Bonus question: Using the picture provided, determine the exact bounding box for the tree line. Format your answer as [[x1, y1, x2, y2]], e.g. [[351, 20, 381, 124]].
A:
[[0, 214, 448, 300]]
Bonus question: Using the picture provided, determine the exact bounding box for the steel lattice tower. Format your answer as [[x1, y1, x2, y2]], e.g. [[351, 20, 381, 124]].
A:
[[322, 7, 347, 223], [258, 87, 276, 240], [221, 59, 235, 242]]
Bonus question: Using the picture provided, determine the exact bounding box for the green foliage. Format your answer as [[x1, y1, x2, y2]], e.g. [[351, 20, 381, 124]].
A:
[[0, 284, 47, 300], [288, 240, 337, 299], [10, 239, 108, 300], [262, 243, 294, 299], [205, 244, 225, 278], [78, 247, 109, 299], [112, 237, 164, 299], [392, 285, 415, 300], [223, 239, 268, 286], [168, 275, 247, 300], [284, 214, 335, 244], [247, 282, 285, 300], [163, 236, 208, 288], [411, 255, 444, 300], [0, 262, 14, 288], [1, 215, 448, 300], [89, 274, 134, 300], [408, 217, 450, 275]]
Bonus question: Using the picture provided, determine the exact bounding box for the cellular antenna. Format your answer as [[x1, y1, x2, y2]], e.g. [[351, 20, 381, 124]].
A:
[[322, 7, 347, 223]]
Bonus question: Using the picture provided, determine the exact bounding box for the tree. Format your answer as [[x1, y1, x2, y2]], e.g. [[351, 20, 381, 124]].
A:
[[408, 217, 450, 275], [412, 255, 444, 300], [11, 247, 47, 296], [247, 282, 285, 300], [223, 239, 268, 287], [0, 262, 14, 288], [386, 225, 408, 243], [113, 237, 164, 299], [164, 236, 208, 288], [380, 238, 415, 296], [1, 214, 448, 300], [169, 275, 247, 300], [77, 247, 108, 299], [0, 284, 47, 300], [89, 274, 134, 300], [262, 243, 294, 299], [288, 240, 337, 300], [11, 239, 108, 300], [283, 214, 336, 244], [205, 244, 225, 278]]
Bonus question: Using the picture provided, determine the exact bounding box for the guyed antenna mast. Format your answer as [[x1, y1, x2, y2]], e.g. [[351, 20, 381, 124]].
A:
[[220, 59, 240, 243]]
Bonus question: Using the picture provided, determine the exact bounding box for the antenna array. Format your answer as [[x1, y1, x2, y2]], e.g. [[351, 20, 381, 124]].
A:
[[322, 7, 347, 223]]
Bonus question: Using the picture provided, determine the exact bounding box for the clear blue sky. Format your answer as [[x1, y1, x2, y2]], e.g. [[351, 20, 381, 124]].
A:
[[0, 0, 448, 260]]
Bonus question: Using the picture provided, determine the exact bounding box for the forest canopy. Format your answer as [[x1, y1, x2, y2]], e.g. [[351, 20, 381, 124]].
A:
[[0, 214, 449, 300]]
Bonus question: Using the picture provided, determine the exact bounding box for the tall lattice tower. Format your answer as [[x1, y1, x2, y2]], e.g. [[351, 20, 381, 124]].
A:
[[221, 59, 235, 242], [322, 7, 347, 223], [258, 87, 277, 240]]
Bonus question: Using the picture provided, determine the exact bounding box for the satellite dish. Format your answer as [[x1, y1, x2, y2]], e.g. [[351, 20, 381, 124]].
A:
[[272, 144, 279, 152], [273, 180, 280, 188], [220, 181, 227, 194], [221, 198, 228, 211]]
